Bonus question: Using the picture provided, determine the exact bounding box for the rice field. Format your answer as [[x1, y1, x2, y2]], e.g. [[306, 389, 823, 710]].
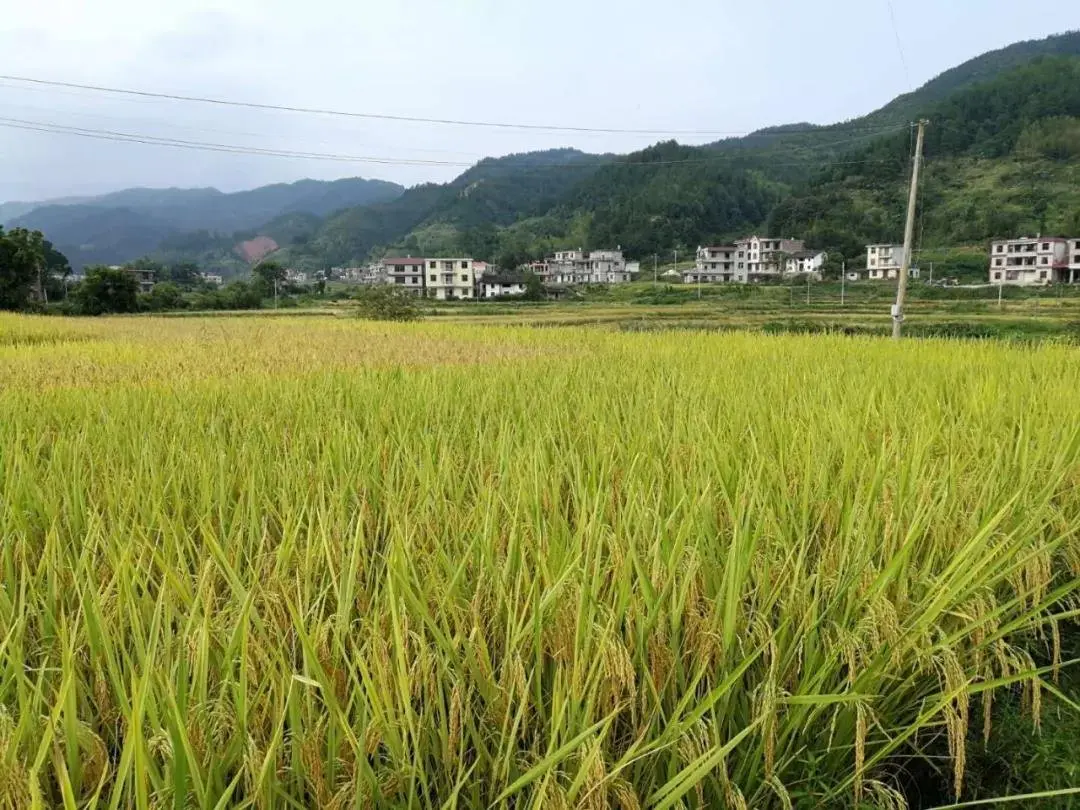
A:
[[1, 313, 1079, 809]]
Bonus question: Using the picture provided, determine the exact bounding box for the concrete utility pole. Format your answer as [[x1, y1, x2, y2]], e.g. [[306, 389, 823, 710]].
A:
[[841, 260, 846, 306], [653, 254, 658, 287], [892, 119, 928, 340]]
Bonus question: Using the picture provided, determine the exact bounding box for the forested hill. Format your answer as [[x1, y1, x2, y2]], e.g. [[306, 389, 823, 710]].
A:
[[769, 55, 1080, 260]]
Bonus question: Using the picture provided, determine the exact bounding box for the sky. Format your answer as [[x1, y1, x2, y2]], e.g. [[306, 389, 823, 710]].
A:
[[0, 0, 1076, 202]]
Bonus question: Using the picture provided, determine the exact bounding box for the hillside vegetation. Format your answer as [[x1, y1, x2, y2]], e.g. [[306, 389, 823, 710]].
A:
[[770, 56, 1080, 259]]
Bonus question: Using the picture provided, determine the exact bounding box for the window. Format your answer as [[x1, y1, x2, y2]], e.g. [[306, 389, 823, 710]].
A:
[[461, 261, 469, 269], [1040, 271, 1048, 279], [395, 277, 404, 284], [870, 246, 877, 254], [993, 272, 1002, 280], [1041, 243, 1050, 251], [870, 259, 877, 266], [995, 245, 1004, 253], [995, 258, 1003, 266], [461, 274, 468, 282], [1041, 257, 1048, 265], [429, 261, 436, 269], [430, 275, 436, 282]]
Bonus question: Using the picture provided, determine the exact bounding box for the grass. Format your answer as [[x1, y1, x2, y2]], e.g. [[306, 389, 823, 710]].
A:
[[1, 313, 1079, 808]]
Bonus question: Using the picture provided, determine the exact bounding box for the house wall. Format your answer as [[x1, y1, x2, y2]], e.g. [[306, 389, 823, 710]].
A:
[[425, 258, 476, 300]]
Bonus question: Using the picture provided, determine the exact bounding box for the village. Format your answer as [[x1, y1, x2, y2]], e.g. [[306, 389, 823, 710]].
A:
[[298, 234, 1080, 299]]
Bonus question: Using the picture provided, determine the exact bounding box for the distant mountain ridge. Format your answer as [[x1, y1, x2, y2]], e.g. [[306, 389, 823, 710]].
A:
[[7, 177, 405, 268]]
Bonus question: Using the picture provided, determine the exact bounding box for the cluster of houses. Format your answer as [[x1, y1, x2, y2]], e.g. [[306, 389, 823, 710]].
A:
[[989, 236, 1080, 286], [113, 234, 1080, 300], [373, 249, 638, 299], [683, 237, 828, 284]]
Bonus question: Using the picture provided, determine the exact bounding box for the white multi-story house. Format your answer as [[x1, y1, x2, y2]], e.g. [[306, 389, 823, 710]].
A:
[[200, 272, 224, 286], [381, 257, 427, 295], [866, 244, 920, 280], [425, 257, 477, 300], [989, 237, 1069, 286], [686, 246, 741, 284], [785, 250, 828, 279], [733, 236, 807, 281]]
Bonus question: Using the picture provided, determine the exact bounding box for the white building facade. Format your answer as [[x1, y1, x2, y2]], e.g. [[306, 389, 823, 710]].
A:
[[687, 240, 822, 284], [1071, 238, 1080, 283], [785, 250, 828, 279], [866, 244, 919, 280], [685, 246, 741, 284], [734, 236, 807, 281], [425, 258, 477, 300], [482, 274, 528, 299], [526, 249, 632, 285], [989, 237, 1069, 286]]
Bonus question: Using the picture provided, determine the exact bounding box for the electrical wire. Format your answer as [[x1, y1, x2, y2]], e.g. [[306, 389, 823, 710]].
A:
[[884, 0, 912, 88], [0, 115, 912, 170], [0, 73, 909, 138]]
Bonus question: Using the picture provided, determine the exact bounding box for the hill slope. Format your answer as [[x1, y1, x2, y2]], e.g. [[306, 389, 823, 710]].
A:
[[769, 56, 1080, 260]]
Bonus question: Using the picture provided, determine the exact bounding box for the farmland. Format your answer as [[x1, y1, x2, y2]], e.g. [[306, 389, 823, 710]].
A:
[[1, 313, 1079, 808]]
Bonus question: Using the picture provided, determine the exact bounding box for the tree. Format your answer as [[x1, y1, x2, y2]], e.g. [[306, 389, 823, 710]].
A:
[[0, 226, 45, 310], [252, 260, 286, 296], [70, 266, 139, 315], [167, 261, 202, 288], [522, 271, 544, 301], [41, 239, 72, 301], [142, 281, 187, 312]]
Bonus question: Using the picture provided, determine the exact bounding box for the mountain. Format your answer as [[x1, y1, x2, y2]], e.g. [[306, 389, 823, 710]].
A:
[[279, 149, 611, 268], [9, 177, 405, 268]]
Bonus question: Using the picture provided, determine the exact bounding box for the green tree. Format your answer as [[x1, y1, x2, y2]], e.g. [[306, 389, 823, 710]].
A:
[[143, 282, 187, 312], [0, 226, 45, 310], [167, 261, 202, 288], [523, 271, 544, 301], [252, 261, 286, 296], [70, 266, 139, 315]]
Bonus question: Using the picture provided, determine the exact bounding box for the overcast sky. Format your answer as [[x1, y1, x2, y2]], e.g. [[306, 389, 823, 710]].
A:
[[0, 0, 1076, 202]]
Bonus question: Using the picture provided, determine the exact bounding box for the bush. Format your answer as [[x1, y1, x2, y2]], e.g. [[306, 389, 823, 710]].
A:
[[354, 285, 422, 322]]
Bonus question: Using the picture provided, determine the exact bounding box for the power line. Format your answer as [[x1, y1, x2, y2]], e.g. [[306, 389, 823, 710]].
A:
[[0, 115, 911, 172], [0, 117, 476, 167], [884, 0, 912, 88], [0, 73, 907, 138]]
